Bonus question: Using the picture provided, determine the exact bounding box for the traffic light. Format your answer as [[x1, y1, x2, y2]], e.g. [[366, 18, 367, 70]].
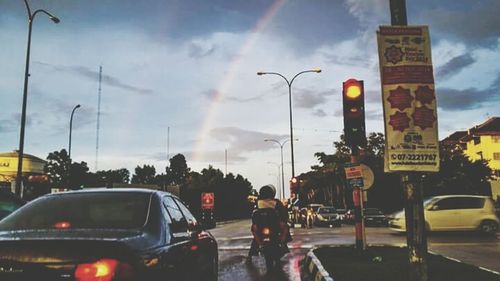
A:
[[342, 78, 366, 147]]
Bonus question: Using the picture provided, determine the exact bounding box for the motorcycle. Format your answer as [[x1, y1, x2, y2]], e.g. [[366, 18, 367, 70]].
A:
[[257, 226, 283, 271]]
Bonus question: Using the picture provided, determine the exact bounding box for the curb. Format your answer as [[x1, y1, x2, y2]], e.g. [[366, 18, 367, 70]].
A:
[[428, 250, 500, 277], [302, 248, 334, 281]]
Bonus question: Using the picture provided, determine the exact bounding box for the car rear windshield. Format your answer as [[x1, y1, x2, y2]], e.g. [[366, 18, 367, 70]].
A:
[[0, 192, 151, 230]]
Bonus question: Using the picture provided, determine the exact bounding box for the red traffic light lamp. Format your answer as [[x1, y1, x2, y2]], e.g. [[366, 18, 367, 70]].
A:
[[342, 79, 366, 147]]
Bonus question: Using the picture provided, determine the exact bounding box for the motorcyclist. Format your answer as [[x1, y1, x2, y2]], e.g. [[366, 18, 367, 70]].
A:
[[246, 184, 290, 263]]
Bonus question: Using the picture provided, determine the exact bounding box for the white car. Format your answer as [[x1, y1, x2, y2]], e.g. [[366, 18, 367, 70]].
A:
[[389, 195, 499, 234]]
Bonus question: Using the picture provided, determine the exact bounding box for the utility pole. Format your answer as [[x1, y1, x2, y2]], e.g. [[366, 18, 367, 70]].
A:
[[389, 1, 428, 280], [95, 66, 102, 171]]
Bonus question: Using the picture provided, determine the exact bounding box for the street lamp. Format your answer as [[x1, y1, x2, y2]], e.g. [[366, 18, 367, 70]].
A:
[[15, 0, 60, 196], [265, 138, 297, 200], [68, 104, 81, 159], [258, 69, 321, 178], [267, 161, 282, 199]]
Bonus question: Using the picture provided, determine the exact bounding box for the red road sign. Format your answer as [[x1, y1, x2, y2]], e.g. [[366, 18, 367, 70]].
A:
[[201, 192, 215, 209]]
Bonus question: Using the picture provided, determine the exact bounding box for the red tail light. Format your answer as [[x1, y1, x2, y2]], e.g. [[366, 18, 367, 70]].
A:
[[75, 259, 133, 281], [261, 227, 270, 237]]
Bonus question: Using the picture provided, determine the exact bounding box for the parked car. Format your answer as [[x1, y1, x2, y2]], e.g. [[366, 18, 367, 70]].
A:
[[345, 209, 356, 224], [0, 190, 26, 220], [0, 188, 218, 281], [314, 207, 341, 227], [363, 208, 388, 226], [389, 195, 499, 235], [336, 209, 347, 223]]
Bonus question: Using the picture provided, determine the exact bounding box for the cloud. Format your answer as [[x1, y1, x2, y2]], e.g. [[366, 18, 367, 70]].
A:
[[425, 0, 500, 47], [437, 74, 500, 110], [210, 127, 288, 152], [436, 53, 476, 80], [202, 89, 265, 103], [34, 62, 154, 95], [313, 109, 328, 117], [0, 114, 19, 133], [188, 41, 216, 59], [295, 90, 333, 109]]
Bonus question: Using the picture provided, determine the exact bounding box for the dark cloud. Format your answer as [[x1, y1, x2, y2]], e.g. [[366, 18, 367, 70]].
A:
[[294, 90, 333, 109], [188, 42, 216, 59], [313, 109, 328, 117], [34, 62, 154, 95], [437, 74, 500, 110], [423, 0, 500, 47], [436, 54, 476, 81]]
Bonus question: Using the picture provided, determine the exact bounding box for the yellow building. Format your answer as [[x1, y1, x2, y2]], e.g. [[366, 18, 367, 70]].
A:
[[0, 151, 47, 194], [443, 117, 500, 200]]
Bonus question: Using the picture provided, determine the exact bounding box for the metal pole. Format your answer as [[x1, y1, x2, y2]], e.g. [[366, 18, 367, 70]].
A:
[[15, 2, 59, 197], [389, 1, 428, 280], [287, 82, 295, 177], [279, 144, 285, 200], [351, 146, 366, 250], [68, 104, 81, 159]]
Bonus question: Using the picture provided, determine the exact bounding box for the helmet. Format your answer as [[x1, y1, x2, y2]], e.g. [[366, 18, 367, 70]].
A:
[[259, 184, 276, 199]]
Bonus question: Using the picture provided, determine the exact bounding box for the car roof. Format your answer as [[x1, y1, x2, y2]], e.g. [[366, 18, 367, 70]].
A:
[[429, 195, 491, 199], [43, 188, 175, 198]]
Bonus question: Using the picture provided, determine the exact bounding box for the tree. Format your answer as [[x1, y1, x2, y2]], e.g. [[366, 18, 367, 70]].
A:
[[96, 169, 130, 186], [131, 165, 156, 184], [167, 154, 190, 186], [44, 149, 71, 187]]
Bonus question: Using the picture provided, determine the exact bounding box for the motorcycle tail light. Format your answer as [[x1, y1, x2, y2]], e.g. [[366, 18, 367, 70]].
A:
[[261, 227, 270, 237], [75, 259, 134, 281]]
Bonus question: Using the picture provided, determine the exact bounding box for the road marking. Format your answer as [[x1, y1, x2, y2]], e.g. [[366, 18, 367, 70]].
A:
[[216, 235, 253, 241], [219, 244, 314, 250]]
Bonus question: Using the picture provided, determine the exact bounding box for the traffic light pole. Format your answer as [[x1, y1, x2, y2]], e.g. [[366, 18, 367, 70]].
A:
[[351, 146, 366, 251], [390, 1, 428, 281]]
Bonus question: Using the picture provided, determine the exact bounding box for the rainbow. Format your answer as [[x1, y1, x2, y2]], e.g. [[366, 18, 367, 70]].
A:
[[192, 0, 286, 163]]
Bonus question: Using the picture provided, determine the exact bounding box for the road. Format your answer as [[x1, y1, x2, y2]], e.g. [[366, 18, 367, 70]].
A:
[[210, 220, 500, 281]]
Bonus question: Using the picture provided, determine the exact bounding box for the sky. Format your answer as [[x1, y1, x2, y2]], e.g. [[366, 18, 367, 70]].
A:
[[1, 0, 499, 197]]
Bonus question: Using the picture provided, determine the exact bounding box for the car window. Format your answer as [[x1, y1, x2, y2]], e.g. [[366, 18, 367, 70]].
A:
[[173, 198, 198, 228], [434, 198, 461, 210], [0, 192, 151, 230], [455, 197, 485, 209], [163, 196, 188, 233]]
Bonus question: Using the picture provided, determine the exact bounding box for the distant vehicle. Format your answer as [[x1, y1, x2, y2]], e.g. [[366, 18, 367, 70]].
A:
[[336, 209, 347, 222], [389, 195, 499, 235], [0, 190, 25, 220], [306, 203, 324, 213], [363, 208, 388, 226], [0, 188, 218, 281], [314, 207, 341, 227], [345, 209, 356, 224]]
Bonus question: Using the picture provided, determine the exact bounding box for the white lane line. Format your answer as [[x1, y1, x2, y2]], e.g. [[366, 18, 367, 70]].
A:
[[216, 235, 254, 241], [219, 244, 314, 250]]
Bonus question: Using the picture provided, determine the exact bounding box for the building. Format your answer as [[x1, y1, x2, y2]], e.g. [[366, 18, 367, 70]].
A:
[[443, 117, 500, 200], [0, 151, 47, 196]]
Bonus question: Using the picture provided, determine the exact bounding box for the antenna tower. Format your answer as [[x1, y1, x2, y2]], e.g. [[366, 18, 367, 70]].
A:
[[95, 66, 102, 171]]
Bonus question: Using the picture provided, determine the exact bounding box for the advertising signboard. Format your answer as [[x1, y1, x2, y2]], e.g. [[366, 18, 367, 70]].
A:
[[201, 192, 215, 210], [377, 26, 439, 172]]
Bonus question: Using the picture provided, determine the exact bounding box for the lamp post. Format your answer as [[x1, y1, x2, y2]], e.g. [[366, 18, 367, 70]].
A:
[[15, 0, 60, 196], [265, 138, 297, 201], [258, 69, 321, 179], [267, 161, 282, 199], [68, 104, 81, 159]]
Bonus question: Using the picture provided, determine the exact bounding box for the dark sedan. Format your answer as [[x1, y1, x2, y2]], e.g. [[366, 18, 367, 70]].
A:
[[364, 208, 388, 226], [0, 188, 218, 281]]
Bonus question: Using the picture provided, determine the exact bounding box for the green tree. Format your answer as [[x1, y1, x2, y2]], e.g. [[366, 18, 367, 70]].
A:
[[96, 169, 130, 186], [44, 149, 71, 187], [131, 165, 156, 184], [167, 154, 190, 186]]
